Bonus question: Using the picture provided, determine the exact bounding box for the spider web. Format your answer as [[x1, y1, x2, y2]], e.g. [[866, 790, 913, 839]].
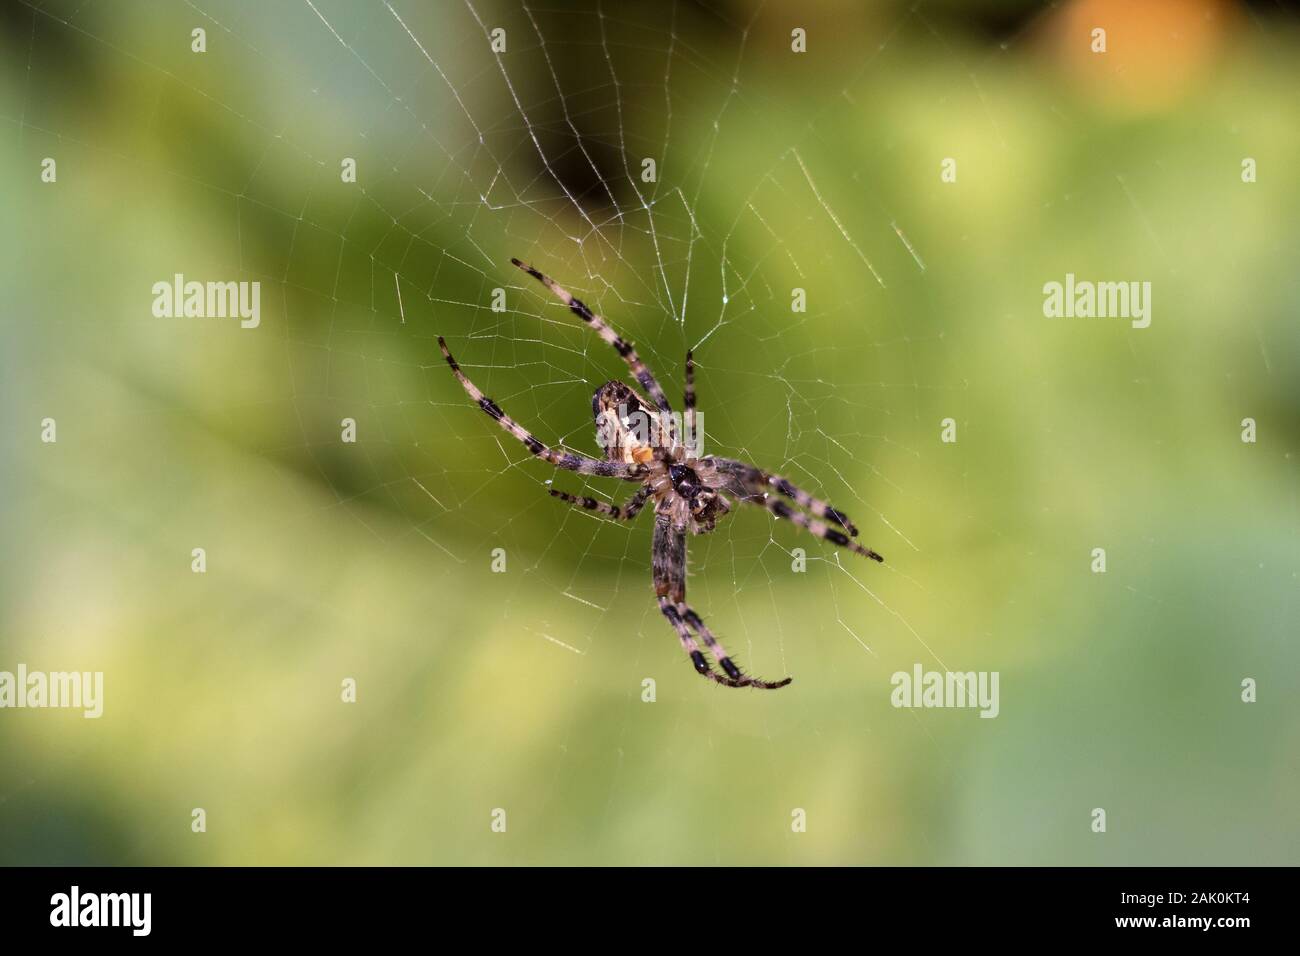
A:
[[3, 0, 993, 863], [7, 0, 1300, 868], [10, 0, 1300, 874], [0, 0, 972, 858], [203, 1, 950, 674]]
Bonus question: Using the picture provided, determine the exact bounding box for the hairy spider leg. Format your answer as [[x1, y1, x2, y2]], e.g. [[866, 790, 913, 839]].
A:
[[707, 457, 875, 549], [548, 485, 652, 520], [653, 509, 793, 690], [755, 494, 883, 562], [438, 336, 643, 479], [682, 350, 698, 461], [511, 258, 678, 455]]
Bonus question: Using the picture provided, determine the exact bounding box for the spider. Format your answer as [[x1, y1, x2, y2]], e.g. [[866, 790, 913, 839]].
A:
[[438, 258, 883, 690]]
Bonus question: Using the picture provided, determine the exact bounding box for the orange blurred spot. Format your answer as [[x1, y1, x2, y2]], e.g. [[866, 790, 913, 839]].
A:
[[1050, 0, 1238, 112]]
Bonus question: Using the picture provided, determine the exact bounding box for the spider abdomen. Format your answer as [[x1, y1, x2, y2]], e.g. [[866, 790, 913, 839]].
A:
[[592, 380, 666, 465]]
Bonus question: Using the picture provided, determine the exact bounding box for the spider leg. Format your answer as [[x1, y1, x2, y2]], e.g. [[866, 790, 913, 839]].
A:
[[511, 258, 678, 451], [548, 485, 651, 521], [708, 457, 865, 538], [652, 510, 792, 690], [680, 607, 792, 690], [657, 595, 714, 680], [439, 336, 643, 479], [682, 350, 698, 459], [755, 492, 884, 562]]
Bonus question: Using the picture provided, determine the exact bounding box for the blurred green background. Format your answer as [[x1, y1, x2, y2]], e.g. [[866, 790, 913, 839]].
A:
[[2, 0, 1296, 865]]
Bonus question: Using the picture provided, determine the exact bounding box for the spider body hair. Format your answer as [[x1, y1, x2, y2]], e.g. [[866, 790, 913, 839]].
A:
[[591, 380, 662, 466]]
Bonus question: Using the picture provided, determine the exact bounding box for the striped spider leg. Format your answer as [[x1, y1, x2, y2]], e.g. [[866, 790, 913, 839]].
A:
[[548, 485, 652, 521], [438, 336, 645, 481], [682, 349, 699, 459], [511, 257, 680, 455], [652, 505, 793, 690], [701, 457, 884, 562]]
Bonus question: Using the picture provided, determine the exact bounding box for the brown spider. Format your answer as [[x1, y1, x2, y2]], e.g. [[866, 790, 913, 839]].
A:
[[438, 258, 883, 689]]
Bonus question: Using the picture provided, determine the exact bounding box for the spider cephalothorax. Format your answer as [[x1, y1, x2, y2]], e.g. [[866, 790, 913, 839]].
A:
[[438, 258, 883, 689]]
